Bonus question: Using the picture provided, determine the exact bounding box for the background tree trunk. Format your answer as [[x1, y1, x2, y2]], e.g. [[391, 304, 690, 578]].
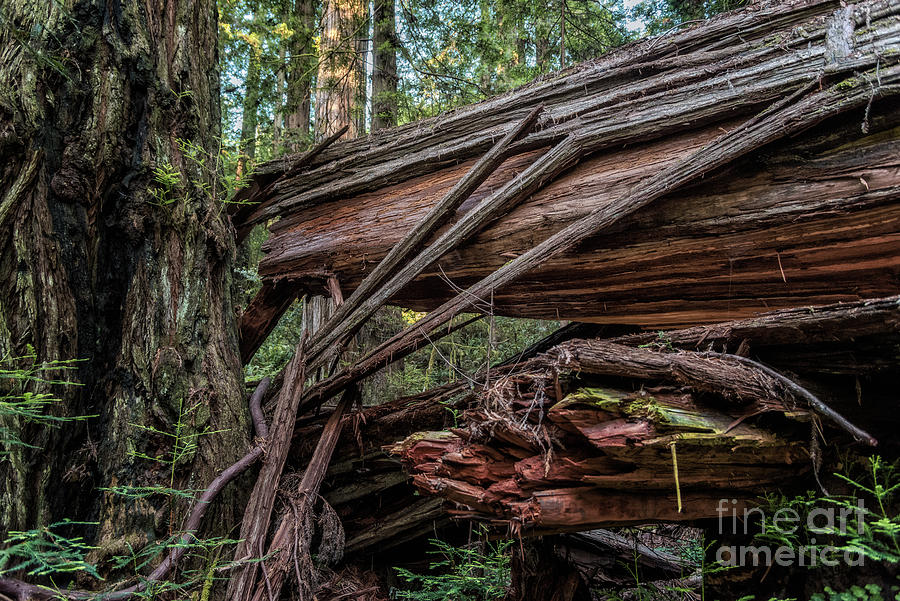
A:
[[316, 0, 365, 140], [286, 0, 316, 149], [372, 0, 398, 131], [0, 0, 249, 571], [239, 34, 262, 176]]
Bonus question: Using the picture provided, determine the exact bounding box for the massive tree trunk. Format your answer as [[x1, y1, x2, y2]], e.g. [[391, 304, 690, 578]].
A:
[[231, 0, 900, 341], [372, 0, 398, 131], [0, 0, 248, 577], [316, 0, 366, 139]]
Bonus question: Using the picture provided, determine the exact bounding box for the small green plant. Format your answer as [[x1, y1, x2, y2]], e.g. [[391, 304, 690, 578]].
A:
[[103, 397, 226, 534], [811, 584, 899, 601], [0, 520, 101, 580], [391, 535, 512, 601], [148, 162, 183, 206], [0, 350, 86, 457]]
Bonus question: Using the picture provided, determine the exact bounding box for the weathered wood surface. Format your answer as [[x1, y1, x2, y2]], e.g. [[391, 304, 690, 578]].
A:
[[384, 297, 900, 531], [259, 104, 900, 327], [237, 0, 900, 329], [390, 380, 807, 532], [236, 0, 898, 225]]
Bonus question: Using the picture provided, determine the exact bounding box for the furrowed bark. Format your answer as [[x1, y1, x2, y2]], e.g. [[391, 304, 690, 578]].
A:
[[0, 0, 249, 579], [0, 380, 271, 601]]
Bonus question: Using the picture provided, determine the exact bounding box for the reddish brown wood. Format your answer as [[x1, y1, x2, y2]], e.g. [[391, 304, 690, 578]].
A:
[[239, 281, 299, 364], [260, 107, 900, 328], [227, 347, 307, 601]]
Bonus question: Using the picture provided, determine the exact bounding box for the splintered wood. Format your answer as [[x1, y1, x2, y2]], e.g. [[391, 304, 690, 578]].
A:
[[389, 342, 812, 531]]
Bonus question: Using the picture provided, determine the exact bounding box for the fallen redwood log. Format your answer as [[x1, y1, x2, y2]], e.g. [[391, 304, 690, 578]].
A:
[[389, 379, 810, 532], [238, 0, 900, 336]]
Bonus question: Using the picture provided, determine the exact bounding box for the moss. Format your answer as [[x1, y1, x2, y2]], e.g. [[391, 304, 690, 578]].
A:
[[834, 77, 860, 90], [555, 387, 630, 413]]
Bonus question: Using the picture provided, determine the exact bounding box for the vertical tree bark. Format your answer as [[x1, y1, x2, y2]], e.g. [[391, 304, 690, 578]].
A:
[[559, 0, 566, 69], [239, 30, 261, 176], [354, 3, 370, 136], [316, 0, 365, 140], [372, 0, 398, 131], [274, 45, 286, 146], [0, 0, 248, 571], [286, 0, 316, 149]]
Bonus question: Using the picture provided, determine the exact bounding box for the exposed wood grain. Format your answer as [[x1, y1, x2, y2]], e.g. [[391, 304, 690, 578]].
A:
[[238, 0, 897, 228], [296, 62, 900, 415], [226, 347, 307, 601], [249, 387, 359, 601]]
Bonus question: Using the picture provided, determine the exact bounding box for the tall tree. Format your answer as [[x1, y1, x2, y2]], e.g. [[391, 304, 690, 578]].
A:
[[0, 0, 248, 578], [316, 0, 366, 139], [372, 0, 398, 130], [286, 0, 316, 149], [239, 20, 262, 176]]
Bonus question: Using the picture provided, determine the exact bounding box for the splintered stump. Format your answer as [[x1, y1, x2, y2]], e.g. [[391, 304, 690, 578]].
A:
[[389, 343, 814, 532]]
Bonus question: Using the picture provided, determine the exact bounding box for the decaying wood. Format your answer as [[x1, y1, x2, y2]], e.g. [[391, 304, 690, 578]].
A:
[[388, 338, 828, 531], [227, 347, 308, 601], [542, 340, 876, 443], [237, 0, 899, 227], [239, 281, 299, 364], [561, 529, 698, 587], [250, 387, 360, 601], [614, 295, 900, 355], [231, 124, 350, 241], [293, 58, 900, 419]]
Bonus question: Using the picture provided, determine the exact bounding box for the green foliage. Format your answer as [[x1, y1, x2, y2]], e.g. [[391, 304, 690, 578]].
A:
[[757, 456, 900, 566], [742, 456, 900, 601], [392, 536, 512, 601], [148, 162, 184, 206], [102, 397, 227, 535], [0, 350, 85, 458], [630, 0, 747, 36], [811, 584, 900, 601], [0, 520, 101, 580]]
